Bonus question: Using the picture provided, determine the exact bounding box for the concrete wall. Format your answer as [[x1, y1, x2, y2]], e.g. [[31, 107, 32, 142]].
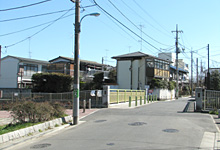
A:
[[158, 53, 175, 66], [152, 88, 175, 100], [117, 58, 146, 90], [132, 60, 139, 89], [0, 57, 19, 88], [117, 60, 131, 89], [139, 58, 146, 90]]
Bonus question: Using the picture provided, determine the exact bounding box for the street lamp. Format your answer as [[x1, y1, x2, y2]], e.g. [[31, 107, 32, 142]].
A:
[[71, 0, 100, 125]]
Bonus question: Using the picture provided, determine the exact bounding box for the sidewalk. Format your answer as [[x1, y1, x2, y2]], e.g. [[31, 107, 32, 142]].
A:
[[0, 109, 99, 126]]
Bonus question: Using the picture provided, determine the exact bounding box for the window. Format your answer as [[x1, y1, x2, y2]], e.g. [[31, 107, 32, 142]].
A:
[[42, 65, 48, 72], [146, 59, 154, 68], [23, 63, 38, 76]]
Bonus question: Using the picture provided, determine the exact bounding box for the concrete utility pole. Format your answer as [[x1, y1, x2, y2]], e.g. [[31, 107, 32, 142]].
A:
[[196, 58, 199, 87], [71, 0, 100, 125], [207, 44, 210, 90], [191, 49, 193, 97], [0, 45, 1, 77], [172, 24, 183, 99], [72, 0, 80, 125]]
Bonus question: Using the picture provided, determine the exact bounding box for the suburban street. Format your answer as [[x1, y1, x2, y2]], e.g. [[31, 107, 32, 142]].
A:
[[8, 98, 218, 150]]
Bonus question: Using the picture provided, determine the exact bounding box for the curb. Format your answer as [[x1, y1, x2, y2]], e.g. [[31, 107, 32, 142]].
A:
[[0, 115, 72, 144]]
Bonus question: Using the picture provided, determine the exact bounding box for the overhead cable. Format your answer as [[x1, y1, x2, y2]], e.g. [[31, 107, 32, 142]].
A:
[[0, 0, 52, 12], [93, 0, 161, 52], [108, 0, 171, 47], [4, 7, 74, 48]]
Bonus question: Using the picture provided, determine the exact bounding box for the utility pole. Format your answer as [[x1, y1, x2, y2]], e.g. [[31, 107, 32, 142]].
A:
[[191, 48, 193, 97], [207, 44, 210, 90], [73, 0, 80, 125], [0, 45, 1, 77], [196, 58, 199, 87], [172, 24, 183, 99], [200, 59, 203, 87]]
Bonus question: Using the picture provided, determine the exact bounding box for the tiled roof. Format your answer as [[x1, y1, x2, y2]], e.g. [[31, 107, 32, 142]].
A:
[[49, 56, 110, 66], [112, 51, 171, 62], [170, 65, 189, 73], [2, 55, 49, 64]]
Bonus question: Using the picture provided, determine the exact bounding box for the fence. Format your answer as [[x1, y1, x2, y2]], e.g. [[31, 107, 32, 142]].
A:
[[109, 89, 146, 104], [0, 90, 103, 110], [203, 90, 220, 110]]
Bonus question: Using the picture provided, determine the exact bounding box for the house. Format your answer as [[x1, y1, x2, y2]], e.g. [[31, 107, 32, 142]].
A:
[[158, 52, 189, 85], [112, 51, 171, 90], [0, 55, 49, 88], [48, 56, 113, 82], [0, 55, 114, 89]]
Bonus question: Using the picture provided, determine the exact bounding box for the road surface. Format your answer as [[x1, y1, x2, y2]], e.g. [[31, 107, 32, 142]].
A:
[[7, 98, 218, 150]]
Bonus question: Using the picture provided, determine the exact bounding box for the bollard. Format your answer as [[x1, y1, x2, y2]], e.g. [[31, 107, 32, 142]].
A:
[[89, 99, 91, 109], [144, 95, 146, 104], [151, 95, 153, 102], [140, 96, 142, 105], [218, 109, 220, 118], [83, 100, 86, 113], [129, 96, 131, 107], [147, 95, 149, 103], [135, 96, 138, 106], [155, 95, 157, 101]]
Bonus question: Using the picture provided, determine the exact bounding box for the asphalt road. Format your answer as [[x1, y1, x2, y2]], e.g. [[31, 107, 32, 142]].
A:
[[8, 98, 218, 150]]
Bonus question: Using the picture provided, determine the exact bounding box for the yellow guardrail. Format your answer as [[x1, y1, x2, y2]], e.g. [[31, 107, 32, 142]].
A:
[[109, 89, 145, 104]]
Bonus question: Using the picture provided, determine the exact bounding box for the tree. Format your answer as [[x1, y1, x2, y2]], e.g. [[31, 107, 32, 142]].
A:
[[210, 70, 220, 90], [105, 69, 117, 83], [32, 73, 73, 93], [93, 72, 104, 89]]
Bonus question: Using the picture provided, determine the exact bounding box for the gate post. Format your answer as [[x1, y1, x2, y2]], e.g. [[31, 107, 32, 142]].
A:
[[102, 85, 110, 108], [195, 87, 203, 111]]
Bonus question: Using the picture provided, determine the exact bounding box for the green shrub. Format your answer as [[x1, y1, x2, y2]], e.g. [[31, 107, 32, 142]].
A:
[[168, 81, 176, 90], [50, 102, 65, 118], [32, 73, 73, 93], [10, 101, 65, 124]]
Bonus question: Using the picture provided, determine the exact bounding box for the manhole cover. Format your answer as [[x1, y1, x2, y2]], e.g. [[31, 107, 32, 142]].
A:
[[95, 120, 107, 123], [30, 143, 51, 149], [107, 143, 115, 146], [128, 122, 147, 126], [163, 129, 179, 133]]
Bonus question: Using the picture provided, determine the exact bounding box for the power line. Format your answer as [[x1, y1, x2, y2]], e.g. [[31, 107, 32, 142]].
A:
[[0, 13, 74, 37], [4, 7, 74, 48], [107, 0, 171, 47], [0, 8, 74, 23], [132, 0, 172, 37], [119, 0, 173, 39], [93, 0, 162, 52], [0, 0, 52, 12]]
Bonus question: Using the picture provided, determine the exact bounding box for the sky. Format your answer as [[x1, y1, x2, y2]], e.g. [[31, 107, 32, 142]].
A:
[[1, 0, 220, 78]]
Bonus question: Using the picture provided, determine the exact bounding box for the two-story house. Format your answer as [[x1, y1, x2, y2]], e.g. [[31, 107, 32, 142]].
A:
[[0, 55, 113, 89], [112, 51, 171, 90], [0, 56, 49, 88], [48, 56, 113, 82], [158, 52, 189, 85]]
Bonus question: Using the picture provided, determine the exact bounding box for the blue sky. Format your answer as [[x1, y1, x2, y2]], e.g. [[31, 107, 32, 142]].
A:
[[1, 0, 220, 77]]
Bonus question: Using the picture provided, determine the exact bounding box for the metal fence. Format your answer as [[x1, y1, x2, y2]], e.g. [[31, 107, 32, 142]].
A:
[[0, 90, 103, 110], [203, 90, 220, 110], [109, 89, 146, 104]]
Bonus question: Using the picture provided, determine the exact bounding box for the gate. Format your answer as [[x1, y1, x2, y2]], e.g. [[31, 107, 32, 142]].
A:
[[203, 90, 220, 110]]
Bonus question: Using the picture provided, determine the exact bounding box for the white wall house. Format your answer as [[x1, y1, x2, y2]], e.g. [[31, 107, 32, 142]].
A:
[[158, 52, 189, 84], [0, 56, 49, 88], [112, 52, 170, 90]]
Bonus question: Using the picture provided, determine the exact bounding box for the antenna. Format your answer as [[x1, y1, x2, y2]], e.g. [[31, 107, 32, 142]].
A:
[[28, 37, 32, 58]]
